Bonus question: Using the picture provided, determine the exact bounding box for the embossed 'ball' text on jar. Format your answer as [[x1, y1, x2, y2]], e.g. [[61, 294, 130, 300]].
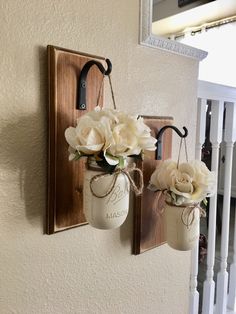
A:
[[83, 158, 130, 229]]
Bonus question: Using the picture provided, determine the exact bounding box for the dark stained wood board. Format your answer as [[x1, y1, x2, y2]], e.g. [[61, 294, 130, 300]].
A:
[[133, 116, 173, 254], [47, 45, 105, 234]]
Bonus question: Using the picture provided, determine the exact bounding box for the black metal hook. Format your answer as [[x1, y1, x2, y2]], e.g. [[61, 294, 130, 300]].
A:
[[77, 58, 112, 110], [156, 125, 188, 160]]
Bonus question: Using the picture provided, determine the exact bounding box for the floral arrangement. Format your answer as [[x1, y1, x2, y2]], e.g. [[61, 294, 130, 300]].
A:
[[65, 106, 157, 172], [149, 159, 216, 206]]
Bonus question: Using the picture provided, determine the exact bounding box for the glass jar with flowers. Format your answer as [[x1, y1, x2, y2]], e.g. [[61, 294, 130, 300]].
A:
[[149, 157, 216, 251], [65, 106, 157, 229]]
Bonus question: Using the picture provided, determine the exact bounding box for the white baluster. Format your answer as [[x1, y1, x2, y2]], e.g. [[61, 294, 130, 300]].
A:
[[195, 98, 207, 160], [216, 102, 236, 314], [228, 201, 236, 312], [228, 194, 236, 310], [190, 98, 207, 314], [227, 102, 236, 311], [202, 100, 224, 314]]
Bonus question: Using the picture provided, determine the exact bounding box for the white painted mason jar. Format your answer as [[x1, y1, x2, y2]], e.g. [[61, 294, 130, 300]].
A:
[[83, 159, 130, 229], [165, 203, 200, 251]]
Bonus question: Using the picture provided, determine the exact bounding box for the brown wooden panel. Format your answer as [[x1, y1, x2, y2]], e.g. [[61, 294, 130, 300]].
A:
[[133, 116, 173, 254], [47, 45, 105, 234]]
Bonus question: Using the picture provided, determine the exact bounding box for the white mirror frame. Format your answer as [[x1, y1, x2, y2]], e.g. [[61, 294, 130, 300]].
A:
[[140, 0, 208, 61]]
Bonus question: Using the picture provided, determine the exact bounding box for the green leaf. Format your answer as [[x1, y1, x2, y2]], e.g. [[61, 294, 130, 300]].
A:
[[104, 153, 119, 166], [203, 198, 208, 206], [118, 156, 125, 169], [73, 152, 82, 160], [72, 152, 94, 161]]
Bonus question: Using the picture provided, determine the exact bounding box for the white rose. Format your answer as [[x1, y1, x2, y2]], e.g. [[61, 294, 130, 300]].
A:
[[169, 163, 204, 204], [107, 123, 140, 157], [65, 106, 157, 165], [135, 117, 157, 151], [149, 160, 177, 191], [104, 112, 156, 165], [106, 116, 156, 158], [190, 160, 216, 199], [169, 168, 194, 201], [85, 106, 119, 126], [149, 159, 216, 205], [65, 115, 111, 157], [171, 163, 195, 194], [170, 161, 216, 203], [112, 113, 157, 152]]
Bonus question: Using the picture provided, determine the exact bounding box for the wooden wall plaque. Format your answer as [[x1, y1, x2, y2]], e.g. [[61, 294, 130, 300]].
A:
[[47, 46, 105, 234], [133, 116, 173, 254]]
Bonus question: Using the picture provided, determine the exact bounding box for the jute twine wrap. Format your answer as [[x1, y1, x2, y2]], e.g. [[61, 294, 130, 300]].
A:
[[97, 74, 116, 109], [89, 163, 144, 198], [165, 201, 206, 229]]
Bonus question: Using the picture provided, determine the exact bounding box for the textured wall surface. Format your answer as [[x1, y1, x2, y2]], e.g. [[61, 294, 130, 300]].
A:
[[0, 1, 199, 313]]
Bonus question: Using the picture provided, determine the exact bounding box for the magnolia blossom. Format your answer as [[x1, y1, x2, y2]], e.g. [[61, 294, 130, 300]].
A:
[[149, 159, 216, 205], [64, 106, 157, 166]]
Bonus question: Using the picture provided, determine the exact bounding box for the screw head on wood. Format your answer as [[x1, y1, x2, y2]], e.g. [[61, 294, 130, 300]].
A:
[[80, 103, 86, 110]]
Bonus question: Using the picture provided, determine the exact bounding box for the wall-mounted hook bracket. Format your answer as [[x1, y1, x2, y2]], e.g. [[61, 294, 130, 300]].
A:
[[156, 125, 188, 160], [77, 58, 112, 110]]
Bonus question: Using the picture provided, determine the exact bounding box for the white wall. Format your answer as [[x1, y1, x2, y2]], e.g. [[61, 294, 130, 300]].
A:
[[0, 1, 199, 313]]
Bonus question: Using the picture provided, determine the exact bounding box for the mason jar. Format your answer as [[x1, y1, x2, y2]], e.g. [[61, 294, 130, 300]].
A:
[[83, 158, 130, 229], [165, 203, 200, 251]]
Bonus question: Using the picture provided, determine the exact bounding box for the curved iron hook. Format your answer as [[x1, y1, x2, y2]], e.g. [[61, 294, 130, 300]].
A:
[[77, 58, 112, 110], [156, 125, 188, 160], [156, 125, 188, 141]]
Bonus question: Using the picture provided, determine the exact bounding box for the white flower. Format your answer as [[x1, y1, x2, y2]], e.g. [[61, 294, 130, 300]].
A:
[[65, 115, 110, 156], [136, 117, 157, 152], [169, 163, 195, 199], [149, 160, 177, 191], [106, 116, 156, 158], [107, 123, 139, 156], [65, 106, 157, 166], [149, 159, 216, 205], [68, 146, 76, 161], [85, 106, 119, 126], [190, 160, 216, 198]]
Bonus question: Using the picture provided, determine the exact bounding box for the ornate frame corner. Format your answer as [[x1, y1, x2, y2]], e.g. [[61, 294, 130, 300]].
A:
[[140, 0, 208, 61]]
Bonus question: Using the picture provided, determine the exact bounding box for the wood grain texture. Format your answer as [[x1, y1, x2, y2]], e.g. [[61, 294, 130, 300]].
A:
[[47, 46, 105, 234], [133, 116, 173, 254]]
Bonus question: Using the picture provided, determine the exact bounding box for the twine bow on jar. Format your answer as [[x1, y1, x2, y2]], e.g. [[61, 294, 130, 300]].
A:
[[181, 204, 206, 228], [87, 73, 145, 199], [89, 163, 144, 198]]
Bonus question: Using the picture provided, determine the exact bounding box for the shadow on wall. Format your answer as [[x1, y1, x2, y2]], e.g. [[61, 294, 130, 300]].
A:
[[0, 46, 47, 231]]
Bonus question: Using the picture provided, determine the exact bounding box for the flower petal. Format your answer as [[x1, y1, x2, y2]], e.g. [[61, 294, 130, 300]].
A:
[[76, 143, 104, 155], [65, 127, 78, 149], [104, 152, 119, 166]]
